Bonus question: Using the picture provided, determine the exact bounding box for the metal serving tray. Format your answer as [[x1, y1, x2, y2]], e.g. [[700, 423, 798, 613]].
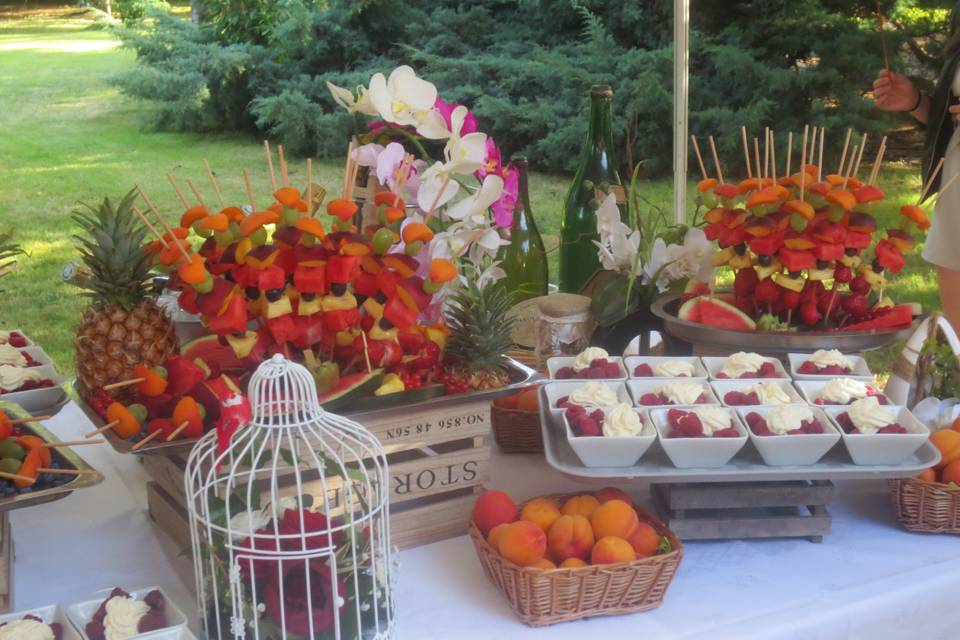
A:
[[0, 402, 103, 512], [539, 386, 940, 483], [72, 357, 543, 457]]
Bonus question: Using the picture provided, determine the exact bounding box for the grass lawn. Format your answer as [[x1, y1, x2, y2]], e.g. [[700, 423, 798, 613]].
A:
[[0, 3, 942, 375]]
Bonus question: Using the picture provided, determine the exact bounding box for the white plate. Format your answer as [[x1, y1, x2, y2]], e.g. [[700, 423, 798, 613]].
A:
[[0, 365, 66, 412], [624, 356, 707, 379], [546, 356, 627, 381], [542, 380, 630, 410], [0, 604, 81, 640], [562, 409, 656, 468], [66, 586, 188, 640], [649, 407, 747, 468], [711, 379, 804, 407], [794, 379, 889, 407], [735, 406, 841, 466], [701, 356, 789, 381], [787, 353, 872, 380], [627, 379, 719, 408], [822, 405, 930, 465]]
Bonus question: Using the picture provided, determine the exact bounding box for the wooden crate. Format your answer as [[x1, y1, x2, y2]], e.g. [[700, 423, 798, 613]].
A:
[[0, 512, 12, 613], [144, 397, 492, 551], [651, 480, 833, 543]]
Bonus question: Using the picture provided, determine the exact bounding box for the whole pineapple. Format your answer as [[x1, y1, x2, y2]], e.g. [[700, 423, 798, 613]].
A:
[[444, 280, 515, 390], [73, 191, 178, 398]]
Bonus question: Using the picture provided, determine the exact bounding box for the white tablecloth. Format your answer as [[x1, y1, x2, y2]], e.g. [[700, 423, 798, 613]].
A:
[[10, 402, 960, 639]]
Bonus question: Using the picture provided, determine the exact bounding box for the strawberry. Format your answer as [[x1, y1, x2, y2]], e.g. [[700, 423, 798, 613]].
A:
[[842, 293, 869, 319], [800, 301, 821, 326], [734, 267, 759, 297], [833, 264, 853, 283], [849, 275, 870, 294]]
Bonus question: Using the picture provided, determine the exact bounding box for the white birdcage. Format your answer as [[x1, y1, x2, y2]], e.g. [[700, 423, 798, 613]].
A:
[[185, 354, 394, 640]]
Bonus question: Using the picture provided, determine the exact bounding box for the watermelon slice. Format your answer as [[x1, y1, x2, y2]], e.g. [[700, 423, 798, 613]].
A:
[[317, 370, 385, 412], [678, 296, 757, 331], [843, 304, 914, 332]]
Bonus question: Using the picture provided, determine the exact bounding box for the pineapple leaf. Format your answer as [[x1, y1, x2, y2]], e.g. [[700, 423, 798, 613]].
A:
[[445, 280, 516, 373]]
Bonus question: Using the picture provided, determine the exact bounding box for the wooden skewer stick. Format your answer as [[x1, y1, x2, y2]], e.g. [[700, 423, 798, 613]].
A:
[[102, 378, 145, 391], [869, 136, 888, 185], [852, 134, 868, 181], [135, 183, 191, 260], [0, 470, 35, 484], [306, 158, 313, 218], [818, 127, 826, 182], [769, 129, 778, 183], [918, 157, 945, 205], [166, 174, 191, 208], [84, 420, 119, 438], [341, 141, 356, 199], [133, 429, 165, 451], [842, 144, 859, 190], [263, 140, 278, 192], [837, 128, 853, 175], [785, 131, 793, 178], [708, 136, 724, 184], [808, 126, 818, 168], [754, 138, 762, 187], [131, 207, 169, 248], [763, 127, 770, 181], [164, 420, 191, 442], [43, 439, 104, 448], [741, 126, 753, 179], [203, 159, 226, 209], [800, 125, 808, 202], [242, 169, 257, 212], [38, 468, 101, 476], [424, 175, 452, 219], [360, 331, 372, 373], [344, 148, 361, 201], [9, 415, 50, 425], [690, 135, 709, 182], [278, 144, 289, 187], [185, 179, 208, 210]]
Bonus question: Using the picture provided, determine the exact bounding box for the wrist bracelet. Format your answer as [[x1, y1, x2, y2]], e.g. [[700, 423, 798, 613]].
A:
[[909, 90, 924, 113]]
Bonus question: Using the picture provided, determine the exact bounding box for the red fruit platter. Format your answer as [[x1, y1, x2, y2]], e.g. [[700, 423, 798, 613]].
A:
[[652, 295, 917, 356]]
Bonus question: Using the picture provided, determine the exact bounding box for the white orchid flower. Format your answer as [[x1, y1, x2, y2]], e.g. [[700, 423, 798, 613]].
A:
[[595, 193, 623, 240], [367, 66, 446, 139], [417, 162, 460, 213], [351, 143, 384, 168], [643, 237, 670, 291], [375, 142, 407, 187], [475, 261, 507, 289], [228, 509, 271, 541], [443, 106, 488, 174], [662, 227, 715, 284], [416, 109, 452, 140], [446, 174, 504, 221], [326, 81, 378, 117]]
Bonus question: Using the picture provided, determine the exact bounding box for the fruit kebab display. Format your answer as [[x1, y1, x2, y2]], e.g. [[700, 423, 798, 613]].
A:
[[0, 414, 103, 493], [681, 126, 949, 333]]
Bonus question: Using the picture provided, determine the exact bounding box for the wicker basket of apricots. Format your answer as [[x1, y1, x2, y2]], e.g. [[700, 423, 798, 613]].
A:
[[491, 386, 543, 454], [889, 425, 960, 534], [469, 487, 683, 626]]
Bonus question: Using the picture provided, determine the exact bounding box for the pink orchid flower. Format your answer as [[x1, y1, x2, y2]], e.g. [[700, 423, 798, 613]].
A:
[[434, 97, 477, 135], [491, 163, 519, 228]]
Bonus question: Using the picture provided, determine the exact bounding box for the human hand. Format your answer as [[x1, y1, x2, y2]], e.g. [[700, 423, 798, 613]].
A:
[[873, 70, 919, 112]]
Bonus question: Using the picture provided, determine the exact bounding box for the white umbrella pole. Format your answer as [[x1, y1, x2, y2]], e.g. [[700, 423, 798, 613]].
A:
[[673, 0, 690, 224]]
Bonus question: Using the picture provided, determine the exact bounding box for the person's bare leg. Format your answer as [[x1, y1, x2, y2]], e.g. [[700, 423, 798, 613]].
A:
[[936, 266, 960, 332]]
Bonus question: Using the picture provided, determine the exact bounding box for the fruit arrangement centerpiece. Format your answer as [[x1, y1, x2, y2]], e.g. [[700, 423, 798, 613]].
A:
[[112, 65, 520, 414], [669, 127, 950, 336]]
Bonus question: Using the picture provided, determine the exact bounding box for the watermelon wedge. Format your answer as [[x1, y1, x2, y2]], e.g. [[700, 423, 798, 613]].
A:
[[678, 296, 757, 331], [843, 304, 914, 332]]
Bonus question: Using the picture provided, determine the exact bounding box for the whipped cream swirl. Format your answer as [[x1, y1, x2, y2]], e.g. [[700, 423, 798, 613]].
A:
[[0, 345, 26, 368], [602, 403, 644, 437], [808, 349, 852, 370], [692, 406, 733, 436], [0, 365, 40, 391], [656, 381, 704, 405], [572, 347, 609, 372], [652, 360, 695, 377], [103, 596, 149, 640], [0, 619, 54, 640], [847, 397, 896, 434], [568, 382, 619, 408], [820, 378, 869, 405], [720, 352, 766, 378], [743, 381, 791, 405], [767, 405, 814, 435]]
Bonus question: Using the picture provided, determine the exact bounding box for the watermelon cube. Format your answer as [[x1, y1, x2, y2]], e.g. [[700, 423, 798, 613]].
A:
[[845, 231, 872, 250], [748, 232, 784, 256], [813, 243, 844, 262], [778, 248, 815, 272]]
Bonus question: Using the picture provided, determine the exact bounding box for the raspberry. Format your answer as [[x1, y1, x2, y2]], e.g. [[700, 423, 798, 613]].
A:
[[574, 415, 601, 437], [879, 424, 907, 434], [640, 393, 666, 406], [836, 412, 855, 433], [634, 363, 654, 377], [556, 367, 575, 379], [589, 408, 605, 423], [801, 419, 824, 434], [798, 361, 819, 374], [604, 364, 621, 378], [713, 427, 741, 438], [565, 404, 586, 418], [556, 396, 570, 408], [590, 358, 609, 368], [758, 362, 778, 377], [717, 372, 729, 379]]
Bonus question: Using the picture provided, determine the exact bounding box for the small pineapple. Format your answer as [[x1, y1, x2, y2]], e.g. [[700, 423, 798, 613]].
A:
[[73, 191, 178, 398], [444, 280, 515, 391]]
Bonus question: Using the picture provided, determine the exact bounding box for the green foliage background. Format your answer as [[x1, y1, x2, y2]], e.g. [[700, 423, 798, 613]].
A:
[[114, 0, 954, 174]]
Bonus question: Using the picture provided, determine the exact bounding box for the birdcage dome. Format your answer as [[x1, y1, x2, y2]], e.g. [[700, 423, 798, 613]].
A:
[[185, 354, 394, 640]]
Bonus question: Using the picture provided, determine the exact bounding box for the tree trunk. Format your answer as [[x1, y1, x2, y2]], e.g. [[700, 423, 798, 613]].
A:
[[104, 0, 111, 17], [190, 0, 204, 25]]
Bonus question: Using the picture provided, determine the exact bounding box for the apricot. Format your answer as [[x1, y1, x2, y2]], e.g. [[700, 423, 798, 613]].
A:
[[487, 523, 510, 549], [561, 494, 600, 519], [516, 388, 539, 412], [498, 520, 547, 567], [595, 487, 633, 505], [941, 460, 960, 486], [590, 499, 639, 540], [591, 536, 637, 565], [473, 490, 518, 535], [916, 468, 937, 483], [530, 558, 557, 570], [559, 557, 588, 569], [930, 430, 960, 469], [521, 497, 562, 533], [953, 417, 960, 433], [548, 514, 595, 561], [627, 522, 661, 558]]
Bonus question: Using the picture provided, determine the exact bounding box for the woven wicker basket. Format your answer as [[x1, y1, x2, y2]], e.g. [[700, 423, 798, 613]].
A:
[[889, 478, 960, 534], [491, 404, 543, 454], [469, 494, 684, 626]]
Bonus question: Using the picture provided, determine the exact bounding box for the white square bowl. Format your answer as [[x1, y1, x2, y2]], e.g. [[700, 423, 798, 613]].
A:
[[0, 365, 66, 412], [562, 409, 657, 468], [546, 356, 627, 381], [794, 379, 889, 407], [627, 379, 719, 408], [542, 380, 629, 411], [0, 604, 81, 640], [787, 353, 873, 381], [822, 405, 930, 465], [701, 356, 789, 381], [66, 586, 188, 640], [649, 407, 748, 468], [624, 356, 707, 379], [20, 346, 55, 368], [711, 379, 804, 407], [735, 406, 841, 466], [0, 329, 33, 348]]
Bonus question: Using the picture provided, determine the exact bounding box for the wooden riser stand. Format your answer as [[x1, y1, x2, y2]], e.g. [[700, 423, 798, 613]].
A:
[[0, 512, 12, 613], [651, 480, 833, 543], [145, 397, 493, 552]]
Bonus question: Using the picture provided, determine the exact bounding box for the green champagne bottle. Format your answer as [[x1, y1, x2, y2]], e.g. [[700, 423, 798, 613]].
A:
[[497, 157, 548, 302], [558, 85, 624, 293]]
